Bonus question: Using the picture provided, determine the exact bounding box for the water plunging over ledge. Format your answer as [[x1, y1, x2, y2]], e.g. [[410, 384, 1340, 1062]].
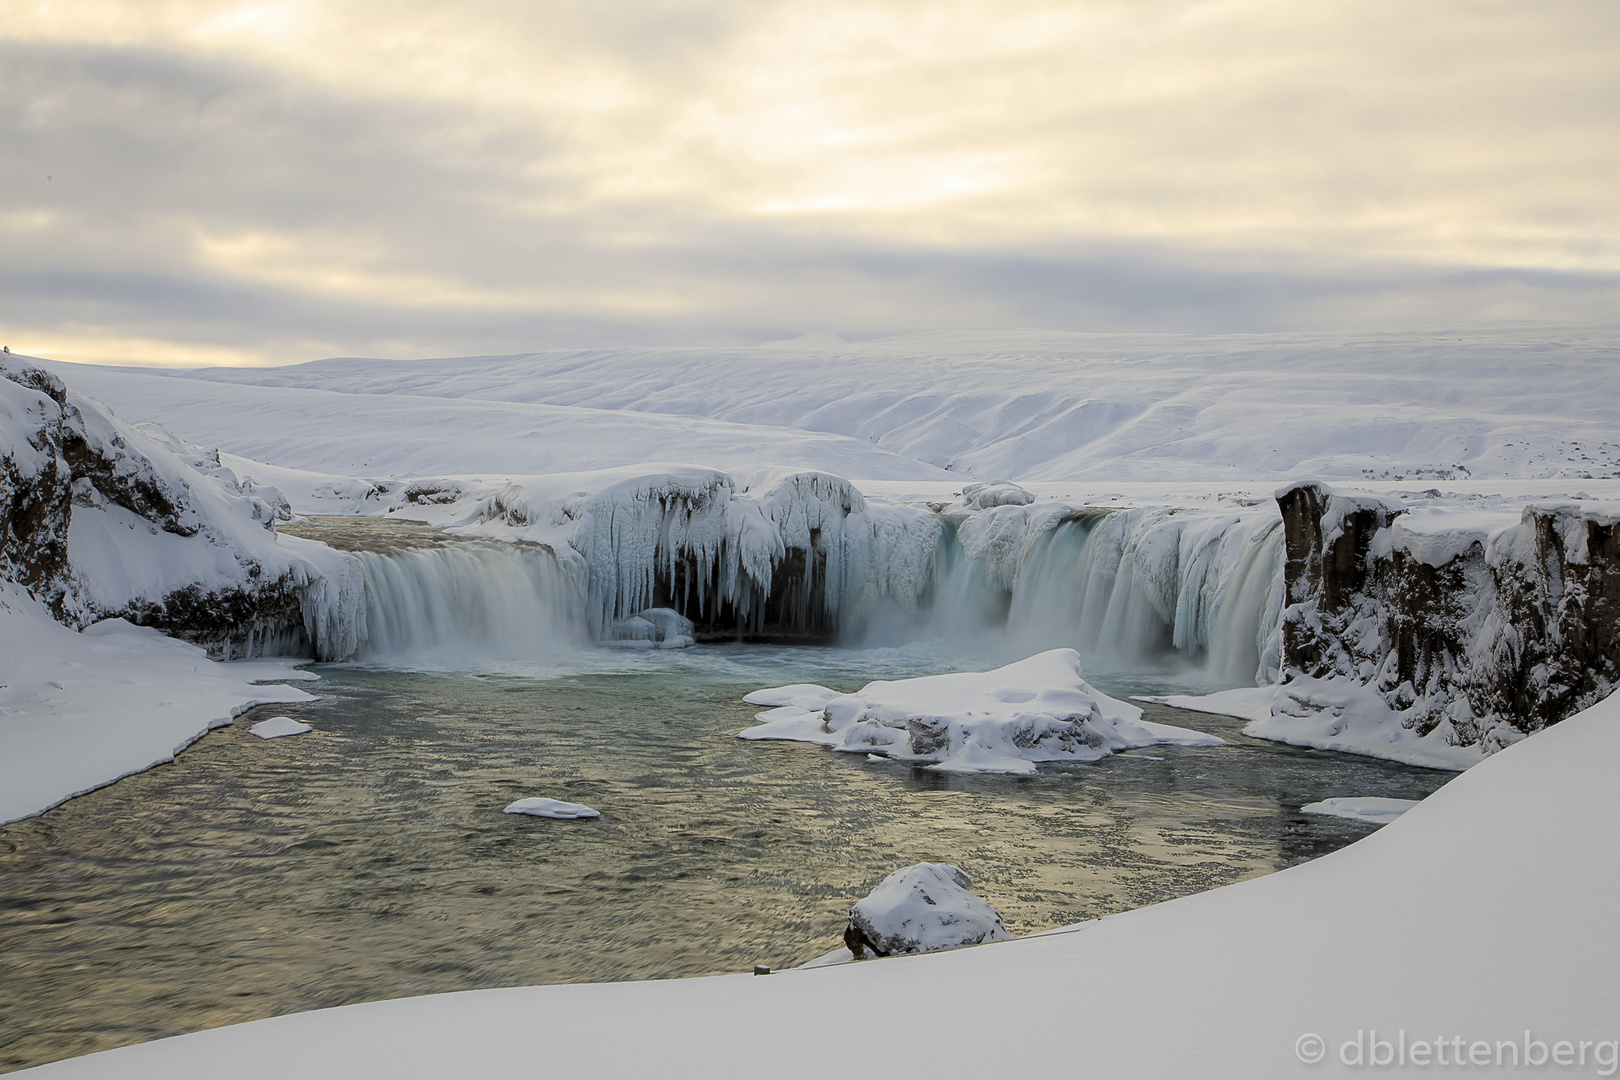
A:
[[280, 510, 1286, 686]]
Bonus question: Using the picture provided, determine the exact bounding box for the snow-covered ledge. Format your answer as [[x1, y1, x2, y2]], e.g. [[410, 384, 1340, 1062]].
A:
[[22, 689, 1620, 1078]]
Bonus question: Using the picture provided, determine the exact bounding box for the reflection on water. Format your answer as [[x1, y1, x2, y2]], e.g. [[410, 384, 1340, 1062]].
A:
[[0, 651, 1453, 1072]]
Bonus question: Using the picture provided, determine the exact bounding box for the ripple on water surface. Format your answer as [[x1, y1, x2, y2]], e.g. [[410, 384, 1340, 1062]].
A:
[[0, 651, 1454, 1071]]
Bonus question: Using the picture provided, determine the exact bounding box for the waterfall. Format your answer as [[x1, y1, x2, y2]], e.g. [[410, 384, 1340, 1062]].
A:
[[960, 506, 1284, 685], [287, 485, 1284, 686], [353, 542, 588, 662]]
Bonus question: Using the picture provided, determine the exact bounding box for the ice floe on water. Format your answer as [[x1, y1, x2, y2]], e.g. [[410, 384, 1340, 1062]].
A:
[[503, 797, 601, 820], [739, 648, 1224, 774], [249, 716, 312, 739], [1301, 796, 1419, 826]]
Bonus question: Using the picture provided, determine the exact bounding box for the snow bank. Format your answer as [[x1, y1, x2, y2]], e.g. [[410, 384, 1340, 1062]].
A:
[[739, 649, 1223, 773], [1244, 676, 1489, 770], [1300, 797, 1418, 825], [27, 690, 1620, 1080], [503, 798, 600, 820], [844, 863, 1011, 958], [0, 585, 316, 824]]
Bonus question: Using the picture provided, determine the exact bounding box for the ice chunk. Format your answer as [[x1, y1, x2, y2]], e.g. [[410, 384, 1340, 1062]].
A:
[[249, 716, 312, 739], [503, 797, 601, 819], [1301, 796, 1419, 826], [955, 480, 1036, 510], [845, 862, 1011, 958], [739, 648, 1223, 774]]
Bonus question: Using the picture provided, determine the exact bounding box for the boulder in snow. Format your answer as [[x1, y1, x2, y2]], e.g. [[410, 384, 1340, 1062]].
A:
[[845, 862, 1011, 958]]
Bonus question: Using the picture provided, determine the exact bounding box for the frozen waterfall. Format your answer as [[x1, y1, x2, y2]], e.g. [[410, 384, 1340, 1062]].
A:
[[288, 476, 1285, 686]]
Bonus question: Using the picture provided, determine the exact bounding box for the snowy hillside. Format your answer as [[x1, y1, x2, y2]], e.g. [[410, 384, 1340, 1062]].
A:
[[51, 326, 1620, 483]]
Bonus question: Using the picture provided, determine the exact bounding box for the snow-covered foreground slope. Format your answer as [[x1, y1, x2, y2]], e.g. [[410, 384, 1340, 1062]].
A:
[[24, 687, 1620, 1079], [0, 586, 316, 824], [54, 326, 1620, 483]]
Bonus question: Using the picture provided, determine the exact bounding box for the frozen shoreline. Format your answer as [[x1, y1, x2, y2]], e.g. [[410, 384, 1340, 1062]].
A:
[[0, 586, 316, 825]]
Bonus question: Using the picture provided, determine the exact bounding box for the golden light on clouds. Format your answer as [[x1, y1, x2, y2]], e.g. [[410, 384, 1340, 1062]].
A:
[[2, 0, 1616, 364]]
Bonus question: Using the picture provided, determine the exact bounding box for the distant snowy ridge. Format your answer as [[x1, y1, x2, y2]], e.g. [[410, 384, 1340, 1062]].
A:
[[62, 327, 1620, 483]]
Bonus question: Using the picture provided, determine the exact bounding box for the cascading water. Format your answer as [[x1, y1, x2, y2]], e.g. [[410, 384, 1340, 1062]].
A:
[[354, 543, 588, 662], [285, 494, 1286, 685], [921, 506, 1285, 685]]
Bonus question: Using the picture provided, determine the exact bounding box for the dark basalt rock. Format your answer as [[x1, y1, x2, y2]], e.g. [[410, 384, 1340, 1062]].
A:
[[1277, 481, 1620, 746], [1, 354, 319, 658]]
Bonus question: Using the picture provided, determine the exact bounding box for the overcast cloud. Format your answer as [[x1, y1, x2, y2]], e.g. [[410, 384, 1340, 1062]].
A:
[[2, 0, 1617, 366]]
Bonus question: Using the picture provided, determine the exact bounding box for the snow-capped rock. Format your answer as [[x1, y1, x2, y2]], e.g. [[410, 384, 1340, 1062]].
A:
[[249, 716, 313, 739], [503, 797, 601, 819], [844, 862, 1011, 958], [1, 353, 360, 658], [739, 648, 1223, 773], [1301, 797, 1418, 825], [1258, 481, 1620, 767]]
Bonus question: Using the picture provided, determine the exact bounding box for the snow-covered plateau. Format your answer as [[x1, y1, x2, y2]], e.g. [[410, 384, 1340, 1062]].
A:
[[4, 327, 1619, 1075]]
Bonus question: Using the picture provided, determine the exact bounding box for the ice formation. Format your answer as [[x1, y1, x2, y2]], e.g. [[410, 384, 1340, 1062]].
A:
[[503, 798, 601, 819], [1300, 797, 1418, 825], [739, 649, 1224, 773], [844, 863, 1012, 958], [249, 716, 313, 739]]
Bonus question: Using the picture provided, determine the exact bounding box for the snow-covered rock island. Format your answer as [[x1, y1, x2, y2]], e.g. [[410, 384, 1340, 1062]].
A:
[[740, 648, 1223, 773]]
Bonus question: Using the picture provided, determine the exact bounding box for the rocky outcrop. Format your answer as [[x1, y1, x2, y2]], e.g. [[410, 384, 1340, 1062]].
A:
[[1, 354, 357, 658], [844, 863, 1011, 958], [1275, 481, 1619, 755]]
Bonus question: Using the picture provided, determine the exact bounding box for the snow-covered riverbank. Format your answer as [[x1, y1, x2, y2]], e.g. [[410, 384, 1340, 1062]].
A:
[[0, 586, 315, 824]]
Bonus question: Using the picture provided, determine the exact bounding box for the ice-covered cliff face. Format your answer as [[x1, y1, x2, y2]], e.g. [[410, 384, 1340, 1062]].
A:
[[447, 467, 943, 643], [273, 468, 1286, 676], [1263, 481, 1620, 764], [0, 354, 359, 658]]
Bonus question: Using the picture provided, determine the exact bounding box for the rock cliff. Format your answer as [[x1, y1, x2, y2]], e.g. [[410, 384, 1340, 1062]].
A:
[[1, 354, 357, 658], [1273, 481, 1619, 757]]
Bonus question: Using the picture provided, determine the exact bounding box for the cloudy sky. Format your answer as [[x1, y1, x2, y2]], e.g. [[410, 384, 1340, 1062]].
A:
[[3, 0, 1617, 366]]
